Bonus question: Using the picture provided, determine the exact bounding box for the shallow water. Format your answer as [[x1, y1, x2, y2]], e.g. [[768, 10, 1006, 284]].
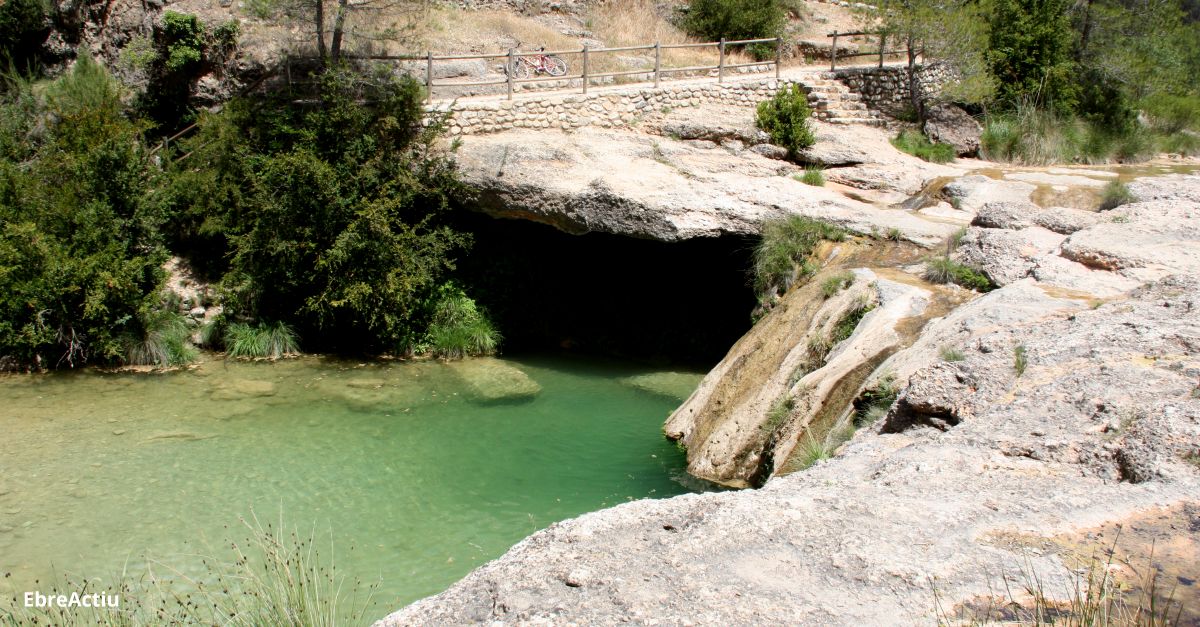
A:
[[0, 354, 702, 619]]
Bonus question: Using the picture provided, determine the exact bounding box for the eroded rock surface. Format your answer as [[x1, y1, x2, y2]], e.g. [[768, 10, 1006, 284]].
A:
[[379, 274, 1200, 626]]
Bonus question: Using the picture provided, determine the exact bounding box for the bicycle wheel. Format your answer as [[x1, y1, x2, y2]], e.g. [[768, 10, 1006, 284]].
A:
[[511, 58, 532, 79], [546, 56, 568, 77]]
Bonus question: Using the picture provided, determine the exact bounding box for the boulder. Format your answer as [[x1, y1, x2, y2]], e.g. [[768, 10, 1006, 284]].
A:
[[942, 175, 1036, 214], [447, 358, 541, 403], [922, 104, 982, 157], [954, 226, 1066, 286], [971, 201, 1039, 230]]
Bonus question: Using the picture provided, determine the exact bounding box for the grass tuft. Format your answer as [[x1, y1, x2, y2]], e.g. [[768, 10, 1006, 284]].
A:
[[831, 299, 875, 346], [762, 394, 795, 433], [426, 285, 500, 360], [753, 216, 847, 298], [1098, 180, 1135, 211], [820, 271, 855, 299], [224, 321, 300, 360], [939, 346, 966, 362], [124, 310, 198, 367], [924, 256, 994, 292], [1014, 344, 1028, 376], [853, 374, 897, 428], [891, 129, 956, 163], [797, 167, 825, 186], [795, 432, 833, 469]]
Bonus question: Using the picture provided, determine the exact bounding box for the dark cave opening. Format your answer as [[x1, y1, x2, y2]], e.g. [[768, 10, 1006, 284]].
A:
[[453, 214, 758, 368]]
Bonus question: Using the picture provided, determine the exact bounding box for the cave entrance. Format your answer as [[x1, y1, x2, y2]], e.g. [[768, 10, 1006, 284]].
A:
[[453, 215, 758, 368]]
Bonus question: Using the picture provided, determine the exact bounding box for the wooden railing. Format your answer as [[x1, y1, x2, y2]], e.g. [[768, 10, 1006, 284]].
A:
[[345, 37, 785, 102], [825, 30, 911, 72]]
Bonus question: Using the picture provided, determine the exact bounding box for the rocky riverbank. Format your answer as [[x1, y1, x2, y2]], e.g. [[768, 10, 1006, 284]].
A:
[[379, 106, 1200, 624]]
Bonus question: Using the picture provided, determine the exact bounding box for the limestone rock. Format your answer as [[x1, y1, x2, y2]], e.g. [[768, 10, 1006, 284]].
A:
[[943, 175, 1036, 214], [971, 200, 1038, 230], [953, 226, 1065, 286], [447, 357, 541, 402], [922, 104, 982, 157]]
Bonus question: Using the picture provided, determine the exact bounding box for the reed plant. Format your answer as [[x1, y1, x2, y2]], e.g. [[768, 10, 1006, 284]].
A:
[[224, 321, 300, 359]]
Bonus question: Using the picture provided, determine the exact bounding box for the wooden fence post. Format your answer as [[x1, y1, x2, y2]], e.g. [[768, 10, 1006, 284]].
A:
[[878, 32, 886, 68], [426, 51, 434, 103], [654, 42, 661, 88], [775, 36, 782, 80], [582, 45, 589, 95], [718, 37, 726, 83], [831, 30, 838, 71], [507, 48, 515, 100]]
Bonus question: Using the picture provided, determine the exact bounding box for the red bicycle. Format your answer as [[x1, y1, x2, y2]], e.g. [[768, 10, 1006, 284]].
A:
[[509, 46, 568, 79]]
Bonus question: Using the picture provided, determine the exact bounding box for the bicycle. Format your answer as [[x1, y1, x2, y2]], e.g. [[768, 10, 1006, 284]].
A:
[[509, 46, 568, 79]]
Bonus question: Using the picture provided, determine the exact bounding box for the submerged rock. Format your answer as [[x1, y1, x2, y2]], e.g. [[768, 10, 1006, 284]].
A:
[[447, 358, 541, 403], [619, 371, 704, 401], [210, 379, 276, 401]]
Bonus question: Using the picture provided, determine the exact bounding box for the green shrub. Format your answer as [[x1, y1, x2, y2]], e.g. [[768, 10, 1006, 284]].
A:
[[891, 129, 956, 163], [124, 311, 198, 367], [924, 256, 994, 291], [161, 11, 205, 72], [797, 166, 825, 186], [753, 216, 846, 296], [756, 84, 816, 158], [118, 34, 159, 72], [0, 0, 46, 68], [425, 283, 500, 359], [1098, 180, 1135, 211], [682, 0, 784, 60], [212, 20, 240, 50], [1141, 94, 1200, 134], [884, 227, 903, 241], [224, 321, 299, 359], [0, 56, 165, 369], [980, 106, 1163, 165], [820, 271, 854, 298]]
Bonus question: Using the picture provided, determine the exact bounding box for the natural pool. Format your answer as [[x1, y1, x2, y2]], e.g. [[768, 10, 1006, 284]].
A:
[[0, 354, 703, 620]]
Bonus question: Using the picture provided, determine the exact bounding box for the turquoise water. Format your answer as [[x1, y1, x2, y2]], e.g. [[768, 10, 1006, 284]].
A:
[[0, 355, 702, 620]]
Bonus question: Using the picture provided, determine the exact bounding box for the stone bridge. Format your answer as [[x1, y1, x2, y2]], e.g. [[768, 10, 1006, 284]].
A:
[[427, 64, 949, 136]]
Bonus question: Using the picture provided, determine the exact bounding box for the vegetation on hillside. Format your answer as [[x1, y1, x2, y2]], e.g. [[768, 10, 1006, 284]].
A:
[[680, 0, 786, 58], [753, 216, 846, 301], [0, 56, 497, 370]]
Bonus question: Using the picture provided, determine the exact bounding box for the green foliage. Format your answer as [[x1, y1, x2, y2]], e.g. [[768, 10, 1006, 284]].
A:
[[924, 256, 994, 292], [161, 11, 205, 72], [762, 393, 795, 433], [0, 0, 46, 69], [1013, 344, 1028, 376], [682, 0, 785, 57], [797, 166, 825, 186], [853, 374, 897, 428], [155, 66, 469, 356], [753, 216, 846, 297], [890, 129, 955, 163], [212, 20, 241, 50], [981, 106, 1160, 164], [0, 56, 165, 369], [831, 299, 874, 345], [939, 346, 965, 362], [794, 432, 832, 469], [1141, 94, 1200, 134], [119, 34, 159, 72], [756, 84, 816, 158], [224, 321, 299, 359], [425, 283, 500, 359], [1098, 180, 1135, 211], [884, 227, 903, 242], [820, 271, 854, 299], [986, 0, 1077, 111], [124, 310, 198, 367]]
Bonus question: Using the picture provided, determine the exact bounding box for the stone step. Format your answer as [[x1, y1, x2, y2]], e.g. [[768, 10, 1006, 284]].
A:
[[826, 117, 886, 126]]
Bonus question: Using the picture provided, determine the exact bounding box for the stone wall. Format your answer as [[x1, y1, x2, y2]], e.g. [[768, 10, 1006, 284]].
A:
[[829, 63, 952, 112], [431, 71, 788, 136]]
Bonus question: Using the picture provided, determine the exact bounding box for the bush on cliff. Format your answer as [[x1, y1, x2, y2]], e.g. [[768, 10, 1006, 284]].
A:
[[756, 84, 816, 159], [154, 65, 475, 356], [0, 57, 169, 368]]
